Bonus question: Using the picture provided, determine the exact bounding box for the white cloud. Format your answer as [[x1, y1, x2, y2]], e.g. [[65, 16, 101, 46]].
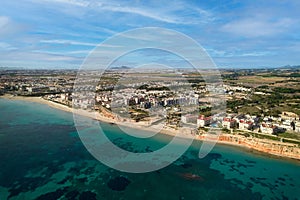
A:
[[0, 16, 10, 28], [221, 17, 294, 37], [4, 0, 299, 68], [0, 16, 27, 37], [0, 42, 17, 50], [46, 0, 89, 7], [34, 0, 212, 24], [40, 39, 125, 48], [96, 3, 186, 24], [40, 39, 97, 46], [0, 50, 82, 64], [207, 48, 273, 58], [94, 1, 215, 24]]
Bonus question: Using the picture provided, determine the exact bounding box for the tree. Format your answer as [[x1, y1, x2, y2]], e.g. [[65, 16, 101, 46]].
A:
[[291, 121, 296, 131]]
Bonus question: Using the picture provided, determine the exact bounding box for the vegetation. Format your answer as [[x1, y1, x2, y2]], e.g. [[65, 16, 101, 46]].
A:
[[138, 84, 170, 91], [278, 132, 300, 140], [221, 72, 239, 80], [273, 87, 300, 94], [129, 108, 149, 122]]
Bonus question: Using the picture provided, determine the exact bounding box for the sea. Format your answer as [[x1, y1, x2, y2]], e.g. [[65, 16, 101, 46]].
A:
[[0, 98, 299, 200]]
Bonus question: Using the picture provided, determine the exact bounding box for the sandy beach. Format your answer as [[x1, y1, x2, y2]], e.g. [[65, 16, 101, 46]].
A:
[[1, 94, 300, 161]]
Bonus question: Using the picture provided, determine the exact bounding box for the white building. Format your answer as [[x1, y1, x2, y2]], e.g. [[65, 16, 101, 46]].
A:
[[181, 114, 198, 124], [281, 112, 299, 121], [238, 119, 253, 130], [197, 115, 211, 127], [222, 118, 237, 129], [260, 123, 277, 134], [295, 122, 300, 133], [280, 120, 292, 131]]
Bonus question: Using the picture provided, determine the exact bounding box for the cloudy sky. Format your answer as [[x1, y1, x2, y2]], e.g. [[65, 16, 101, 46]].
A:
[[1, 0, 300, 69]]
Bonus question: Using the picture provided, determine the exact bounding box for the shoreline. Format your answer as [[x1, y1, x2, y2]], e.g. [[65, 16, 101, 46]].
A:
[[1, 94, 300, 162], [0, 94, 186, 138]]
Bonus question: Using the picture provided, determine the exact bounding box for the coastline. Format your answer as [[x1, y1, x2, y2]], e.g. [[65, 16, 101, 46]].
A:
[[1, 94, 300, 161], [0, 94, 184, 138]]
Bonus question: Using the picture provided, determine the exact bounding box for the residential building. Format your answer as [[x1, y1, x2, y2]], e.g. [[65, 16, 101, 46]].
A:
[[238, 119, 253, 130], [222, 117, 237, 129], [197, 115, 211, 127], [260, 123, 278, 134], [181, 114, 198, 124]]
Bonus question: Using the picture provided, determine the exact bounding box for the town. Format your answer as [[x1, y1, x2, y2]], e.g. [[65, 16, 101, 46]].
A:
[[1, 66, 300, 159]]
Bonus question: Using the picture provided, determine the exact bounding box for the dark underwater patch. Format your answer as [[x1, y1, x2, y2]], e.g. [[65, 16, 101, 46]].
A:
[[181, 163, 192, 169], [35, 188, 67, 200], [107, 176, 131, 191], [79, 191, 97, 200], [65, 190, 80, 199]]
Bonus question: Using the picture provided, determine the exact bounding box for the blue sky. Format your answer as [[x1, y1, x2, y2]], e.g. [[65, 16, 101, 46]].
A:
[[1, 0, 300, 69]]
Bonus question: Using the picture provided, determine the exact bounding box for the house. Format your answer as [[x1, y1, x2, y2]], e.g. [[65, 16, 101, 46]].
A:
[[295, 122, 300, 133], [280, 120, 293, 131], [260, 123, 278, 134], [281, 112, 299, 121], [181, 114, 198, 124], [60, 93, 67, 101], [238, 119, 253, 130], [233, 114, 245, 122], [26, 86, 49, 93], [222, 117, 237, 129], [197, 115, 211, 127]]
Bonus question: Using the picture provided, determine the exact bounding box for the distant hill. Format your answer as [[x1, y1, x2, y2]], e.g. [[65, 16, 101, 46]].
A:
[[110, 66, 131, 70], [0, 67, 26, 70], [278, 65, 300, 70]]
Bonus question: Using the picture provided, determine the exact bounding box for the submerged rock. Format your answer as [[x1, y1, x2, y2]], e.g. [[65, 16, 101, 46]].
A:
[[35, 188, 66, 200], [107, 176, 131, 191], [79, 191, 97, 200]]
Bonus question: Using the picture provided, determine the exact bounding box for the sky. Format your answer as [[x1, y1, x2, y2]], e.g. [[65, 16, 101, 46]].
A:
[[1, 0, 300, 69]]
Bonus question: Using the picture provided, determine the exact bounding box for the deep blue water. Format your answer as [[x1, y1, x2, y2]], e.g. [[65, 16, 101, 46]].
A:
[[0, 98, 299, 200]]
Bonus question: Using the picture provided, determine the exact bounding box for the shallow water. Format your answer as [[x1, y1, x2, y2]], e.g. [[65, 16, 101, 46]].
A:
[[0, 99, 299, 200]]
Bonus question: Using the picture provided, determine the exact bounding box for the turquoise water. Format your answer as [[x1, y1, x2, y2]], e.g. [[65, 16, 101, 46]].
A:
[[0, 98, 299, 200]]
